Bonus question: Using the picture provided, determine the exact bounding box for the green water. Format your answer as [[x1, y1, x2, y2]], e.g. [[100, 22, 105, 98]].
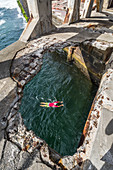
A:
[[20, 51, 97, 156]]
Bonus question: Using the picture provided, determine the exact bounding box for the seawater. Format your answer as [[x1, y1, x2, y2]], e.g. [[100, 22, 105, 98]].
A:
[[20, 51, 97, 156], [0, 0, 26, 50]]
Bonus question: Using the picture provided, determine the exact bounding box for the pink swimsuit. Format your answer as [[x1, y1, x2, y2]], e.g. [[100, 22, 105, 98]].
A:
[[49, 101, 59, 107]]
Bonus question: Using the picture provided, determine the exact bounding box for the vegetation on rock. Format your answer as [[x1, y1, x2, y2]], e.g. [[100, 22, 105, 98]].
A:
[[17, 0, 28, 22]]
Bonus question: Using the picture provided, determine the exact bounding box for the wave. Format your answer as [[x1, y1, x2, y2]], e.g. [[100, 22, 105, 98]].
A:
[[0, 0, 27, 27], [0, 11, 4, 16], [0, 0, 22, 18], [0, 0, 19, 9], [0, 19, 6, 26]]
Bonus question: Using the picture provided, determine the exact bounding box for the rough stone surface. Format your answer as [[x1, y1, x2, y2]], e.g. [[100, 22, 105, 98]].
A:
[[0, 141, 20, 170]]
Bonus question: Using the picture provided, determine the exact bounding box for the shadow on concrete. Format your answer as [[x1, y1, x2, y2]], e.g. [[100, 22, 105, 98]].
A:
[[105, 119, 113, 135], [18, 149, 39, 170], [0, 87, 17, 141], [81, 159, 97, 170], [0, 57, 24, 80], [80, 18, 113, 23], [56, 16, 113, 34], [90, 16, 110, 19], [0, 59, 12, 80], [100, 119, 113, 169]]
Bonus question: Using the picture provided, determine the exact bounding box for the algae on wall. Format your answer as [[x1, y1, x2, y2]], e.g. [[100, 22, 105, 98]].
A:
[[17, 0, 28, 22]]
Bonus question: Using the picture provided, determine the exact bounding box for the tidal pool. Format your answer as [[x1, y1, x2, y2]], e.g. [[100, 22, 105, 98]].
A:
[[20, 51, 97, 156]]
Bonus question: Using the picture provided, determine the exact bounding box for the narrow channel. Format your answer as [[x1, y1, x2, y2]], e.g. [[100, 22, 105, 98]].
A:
[[19, 51, 97, 156]]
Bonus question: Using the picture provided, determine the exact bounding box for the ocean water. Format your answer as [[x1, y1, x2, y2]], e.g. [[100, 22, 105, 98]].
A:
[[0, 0, 26, 51], [20, 51, 97, 156]]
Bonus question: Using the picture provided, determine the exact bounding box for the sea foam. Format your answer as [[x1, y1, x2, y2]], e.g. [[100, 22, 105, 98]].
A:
[[0, 0, 19, 9], [0, 11, 3, 16], [0, 19, 6, 26], [0, 0, 26, 26]]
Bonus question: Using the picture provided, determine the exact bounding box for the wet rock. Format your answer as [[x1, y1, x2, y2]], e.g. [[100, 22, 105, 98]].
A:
[[24, 66, 31, 73], [20, 80, 26, 87], [23, 59, 30, 65], [30, 62, 37, 68], [17, 87, 22, 94], [18, 64, 25, 71], [13, 67, 21, 76], [38, 61, 43, 65], [30, 69, 36, 75], [34, 58, 39, 65], [13, 102, 19, 110], [25, 74, 31, 82], [19, 71, 27, 78]]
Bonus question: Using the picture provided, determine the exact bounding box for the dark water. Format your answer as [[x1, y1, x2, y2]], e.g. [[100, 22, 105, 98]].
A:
[[20, 51, 97, 156]]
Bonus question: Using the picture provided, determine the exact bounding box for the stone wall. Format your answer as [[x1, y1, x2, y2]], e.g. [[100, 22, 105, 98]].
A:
[[64, 40, 113, 85], [80, 39, 113, 85]]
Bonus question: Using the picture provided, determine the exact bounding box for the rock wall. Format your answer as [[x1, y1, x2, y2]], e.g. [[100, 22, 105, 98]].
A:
[[64, 24, 113, 85]]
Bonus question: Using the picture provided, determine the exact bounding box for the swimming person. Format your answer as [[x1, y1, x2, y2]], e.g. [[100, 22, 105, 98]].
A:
[[40, 101, 64, 107]]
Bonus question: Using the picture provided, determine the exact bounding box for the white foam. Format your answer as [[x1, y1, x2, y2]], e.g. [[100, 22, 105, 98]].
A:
[[0, 19, 5, 26], [0, 0, 22, 19], [0, 0, 27, 27], [18, 12, 27, 28], [0, 11, 4, 16], [0, 0, 19, 9]]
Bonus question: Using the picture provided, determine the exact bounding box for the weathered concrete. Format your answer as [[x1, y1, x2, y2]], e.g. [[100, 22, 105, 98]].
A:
[[103, 0, 110, 9], [81, 0, 94, 18], [64, 0, 80, 24], [20, 0, 56, 42], [81, 67, 113, 169]]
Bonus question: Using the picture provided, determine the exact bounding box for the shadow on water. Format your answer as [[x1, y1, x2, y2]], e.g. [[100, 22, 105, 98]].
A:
[[20, 51, 97, 156]]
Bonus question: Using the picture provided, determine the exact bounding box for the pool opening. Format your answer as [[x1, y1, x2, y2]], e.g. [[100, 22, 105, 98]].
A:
[[19, 51, 97, 156]]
